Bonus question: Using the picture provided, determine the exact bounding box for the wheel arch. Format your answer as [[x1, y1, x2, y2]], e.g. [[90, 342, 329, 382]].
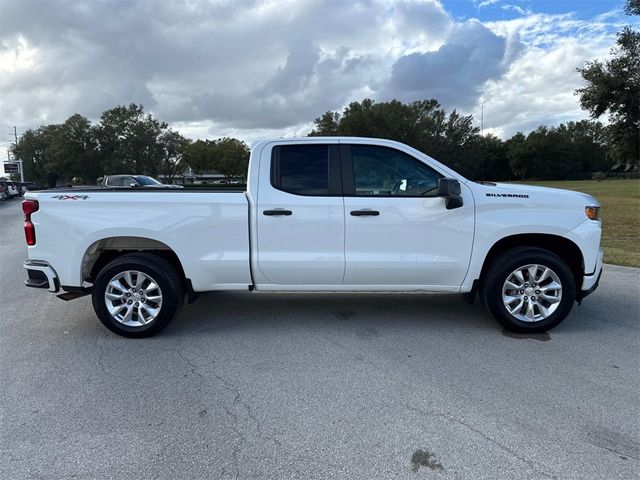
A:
[[479, 233, 584, 289], [81, 236, 187, 286]]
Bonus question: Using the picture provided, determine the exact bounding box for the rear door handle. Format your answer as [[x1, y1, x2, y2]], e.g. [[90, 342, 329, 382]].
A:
[[350, 209, 380, 216], [263, 209, 292, 216]]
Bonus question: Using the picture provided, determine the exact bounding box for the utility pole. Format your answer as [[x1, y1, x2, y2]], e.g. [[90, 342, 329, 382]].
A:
[[480, 102, 484, 182], [13, 125, 24, 182]]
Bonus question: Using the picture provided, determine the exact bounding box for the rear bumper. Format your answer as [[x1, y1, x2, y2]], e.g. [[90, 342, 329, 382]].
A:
[[24, 260, 60, 293], [578, 249, 603, 301]]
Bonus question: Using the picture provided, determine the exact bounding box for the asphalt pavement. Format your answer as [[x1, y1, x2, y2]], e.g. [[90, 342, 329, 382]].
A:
[[1, 198, 638, 480]]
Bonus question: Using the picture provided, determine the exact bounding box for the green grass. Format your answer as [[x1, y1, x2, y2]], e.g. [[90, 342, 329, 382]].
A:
[[518, 179, 640, 268]]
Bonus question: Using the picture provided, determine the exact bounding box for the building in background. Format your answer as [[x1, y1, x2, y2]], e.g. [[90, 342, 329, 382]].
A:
[[158, 167, 226, 185]]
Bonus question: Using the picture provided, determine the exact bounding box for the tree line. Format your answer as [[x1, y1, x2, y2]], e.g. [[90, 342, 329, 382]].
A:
[[8, 99, 623, 187], [13, 104, 251, 187], [310, 98, 612, 181]]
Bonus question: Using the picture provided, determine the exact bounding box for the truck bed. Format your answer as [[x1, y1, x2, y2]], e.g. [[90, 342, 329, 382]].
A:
[[25, 189, 252, 291]]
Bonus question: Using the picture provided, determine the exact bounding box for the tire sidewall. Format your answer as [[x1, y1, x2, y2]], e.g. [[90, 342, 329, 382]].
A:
[[92, 257, 181, 338], [485, 249, 576, 332]]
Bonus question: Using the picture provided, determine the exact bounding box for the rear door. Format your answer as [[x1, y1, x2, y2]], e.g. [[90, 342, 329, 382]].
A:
[[341, 144, 474, 288], [255, 142, 345, 286]]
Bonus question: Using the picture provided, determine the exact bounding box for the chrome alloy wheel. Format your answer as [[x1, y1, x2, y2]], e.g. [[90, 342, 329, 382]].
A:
[[501, 264, 562, 322], [104, 270, 163, 327]]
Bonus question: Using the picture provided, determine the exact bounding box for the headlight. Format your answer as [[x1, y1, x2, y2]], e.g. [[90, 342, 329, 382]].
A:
[[585, 206, 600, 221]]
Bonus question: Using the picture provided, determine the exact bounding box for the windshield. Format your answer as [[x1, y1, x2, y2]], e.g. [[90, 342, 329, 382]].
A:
[[133, 176, 162, 186]]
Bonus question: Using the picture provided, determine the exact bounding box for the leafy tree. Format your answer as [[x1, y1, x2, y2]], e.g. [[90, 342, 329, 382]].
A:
[[309, 98, 481, 177], [12, 104, 253, 186], [311, 111, 341, 136], [556, 120, 609, 173], [183, 139, 216, 175], [577, 1, 640, 169], [183, 137, 250, 181], [467, 134, 511, 181], [505, 121, 606, 180], [47, 114, 98, 183], [12, 124, 62, 186], [211, 137, 250, 181], [94, 104, 167, 177], [505, 132, 528, 179], [157, 130, 190, 183]]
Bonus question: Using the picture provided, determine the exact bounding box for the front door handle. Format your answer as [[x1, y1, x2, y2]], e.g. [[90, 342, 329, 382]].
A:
[[350, 209, 380, 216], [263, 209, 293, 216]]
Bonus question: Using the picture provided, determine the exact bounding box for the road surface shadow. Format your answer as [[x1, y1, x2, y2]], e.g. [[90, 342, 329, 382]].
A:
[[171, 291, 497, 337]]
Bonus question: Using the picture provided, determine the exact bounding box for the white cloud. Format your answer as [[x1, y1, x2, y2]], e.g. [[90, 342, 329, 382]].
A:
[[479, 10, 625, 137], [501, 4, 530, 16], [0, 0, 630, 156], [382, 18, 520, 109], [477, 0, 500, 8]]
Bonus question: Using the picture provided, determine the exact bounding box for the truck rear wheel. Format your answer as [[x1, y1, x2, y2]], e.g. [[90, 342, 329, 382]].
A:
[[92, 253, 184, 338], [482, 247, 576, 333]]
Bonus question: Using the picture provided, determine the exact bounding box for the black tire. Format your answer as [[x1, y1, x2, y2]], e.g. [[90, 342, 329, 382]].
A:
[[482, 247, 576, 333], [92, 253, 184, 338]]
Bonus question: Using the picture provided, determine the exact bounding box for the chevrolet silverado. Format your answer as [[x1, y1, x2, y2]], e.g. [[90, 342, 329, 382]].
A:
[[22, 137, 603, 337]]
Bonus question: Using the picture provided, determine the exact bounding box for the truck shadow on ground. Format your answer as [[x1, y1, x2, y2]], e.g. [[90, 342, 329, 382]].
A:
[[162, 288, 628, 340], [170, 291, 505, 337]]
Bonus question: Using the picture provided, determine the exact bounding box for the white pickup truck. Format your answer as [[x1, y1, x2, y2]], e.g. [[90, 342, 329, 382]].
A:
[[22, 137, 603, 337]]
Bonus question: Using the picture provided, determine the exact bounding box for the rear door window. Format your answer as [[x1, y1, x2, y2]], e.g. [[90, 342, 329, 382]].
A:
[[271, 144, 340, 195], [106, 176, 124, 186]]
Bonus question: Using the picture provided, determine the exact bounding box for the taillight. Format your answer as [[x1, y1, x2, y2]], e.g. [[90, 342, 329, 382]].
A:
[[22, 199, 39, 246]]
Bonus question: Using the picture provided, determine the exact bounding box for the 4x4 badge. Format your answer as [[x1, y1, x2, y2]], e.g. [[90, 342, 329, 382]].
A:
[[51, 195, 89, 200]]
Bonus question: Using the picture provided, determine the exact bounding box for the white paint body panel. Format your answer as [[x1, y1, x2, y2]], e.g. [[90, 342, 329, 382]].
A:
[[461, 182, 601, 291], [342, 192, 474, 286], [24, 137, 602, 296], [26, 192, 251, 291]]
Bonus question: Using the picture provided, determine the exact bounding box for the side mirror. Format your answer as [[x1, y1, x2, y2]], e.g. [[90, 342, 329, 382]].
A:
[[437, 178, 463, 210], [130, 183, 139, 188]]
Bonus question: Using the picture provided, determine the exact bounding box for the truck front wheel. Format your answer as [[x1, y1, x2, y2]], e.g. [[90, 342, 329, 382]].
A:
[[482, 247, 576, 333], [92, 253, 184, 338]]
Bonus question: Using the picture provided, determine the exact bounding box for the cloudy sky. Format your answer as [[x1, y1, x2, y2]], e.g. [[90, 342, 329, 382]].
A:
[[0, 0, 636, 170]]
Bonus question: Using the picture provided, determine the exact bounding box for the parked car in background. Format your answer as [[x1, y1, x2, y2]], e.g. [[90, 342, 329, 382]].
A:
[[22, 137, 602, 338], [1, 181, 20, 199], [21, 182, 39, 192], [0, 182, 7, 200], [16, 183, 30, 196], [96, 175, 183, 189]]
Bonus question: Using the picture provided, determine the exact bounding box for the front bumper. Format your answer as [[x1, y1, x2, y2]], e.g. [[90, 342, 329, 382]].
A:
[[24, 260, 60, 293], [578, 249, 603, 301]]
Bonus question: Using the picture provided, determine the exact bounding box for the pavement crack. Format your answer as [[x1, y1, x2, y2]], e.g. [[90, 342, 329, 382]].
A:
[[94, 336, 118, 379], [176, 348, 204, 379], [175, 348, 267, 479], [584, 438, 640, 461]]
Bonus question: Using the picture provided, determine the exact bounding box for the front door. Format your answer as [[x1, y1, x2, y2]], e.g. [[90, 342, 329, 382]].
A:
[[341, 144, 474, 288]]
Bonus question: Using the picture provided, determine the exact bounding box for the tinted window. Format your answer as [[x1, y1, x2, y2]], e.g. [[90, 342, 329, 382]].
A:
[[272, 145, 330, 195], [106, 176, 124, 186], [134, 176, 160, 185], [350, 145, 441, 197]]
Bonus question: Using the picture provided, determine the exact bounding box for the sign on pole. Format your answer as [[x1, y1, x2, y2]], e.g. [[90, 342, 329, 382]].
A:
[[4, 162, 20, 174]]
